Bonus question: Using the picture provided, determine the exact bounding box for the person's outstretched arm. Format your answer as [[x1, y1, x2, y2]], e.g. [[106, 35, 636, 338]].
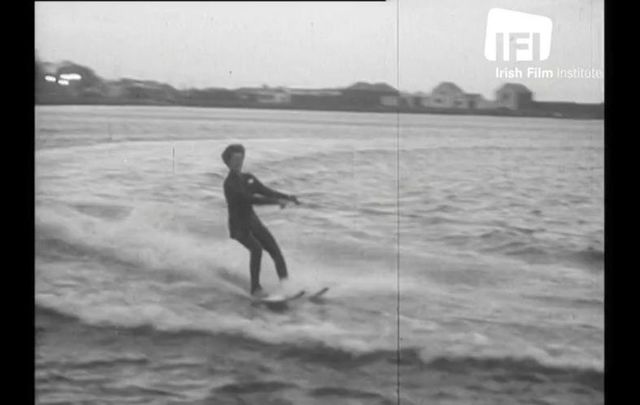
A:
[[225, 176, 281, 206], [249, 174, 298, 203], [250, 195, 281, 205]]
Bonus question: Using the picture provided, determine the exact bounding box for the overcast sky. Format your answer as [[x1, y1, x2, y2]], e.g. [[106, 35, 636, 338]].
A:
[[35, 1, 604, 102]]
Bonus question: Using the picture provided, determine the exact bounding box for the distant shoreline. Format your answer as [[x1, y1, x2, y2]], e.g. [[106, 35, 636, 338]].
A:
[[35, 100, 604, 121], [36, 61, 604, 121]]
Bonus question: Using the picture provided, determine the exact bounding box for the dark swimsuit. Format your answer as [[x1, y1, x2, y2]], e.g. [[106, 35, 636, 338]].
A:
[[223, 171, 290, 293]]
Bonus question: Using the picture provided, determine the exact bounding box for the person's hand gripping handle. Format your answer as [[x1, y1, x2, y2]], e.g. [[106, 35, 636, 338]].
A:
[[279, 195, 300, 209]]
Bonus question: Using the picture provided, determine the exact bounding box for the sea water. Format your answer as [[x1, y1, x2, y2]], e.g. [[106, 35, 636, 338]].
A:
[[35, 105, 603, 404]]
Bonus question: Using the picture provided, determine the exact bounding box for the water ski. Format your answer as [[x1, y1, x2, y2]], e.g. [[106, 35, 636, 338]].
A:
[[251, 290, 306, 310], [308, 287, 330, 303]]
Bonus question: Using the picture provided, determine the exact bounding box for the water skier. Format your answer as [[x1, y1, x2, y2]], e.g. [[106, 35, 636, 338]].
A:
[[221, 144, 300, 297]]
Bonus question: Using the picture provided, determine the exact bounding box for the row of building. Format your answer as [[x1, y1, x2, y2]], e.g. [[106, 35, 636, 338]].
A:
[[35, 61, 603, 118], [174, 81, 600, 118], [207, 81, 532, 111]]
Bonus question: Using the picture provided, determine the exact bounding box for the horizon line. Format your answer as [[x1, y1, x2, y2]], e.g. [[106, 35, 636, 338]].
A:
[[36, 58, 605, 105]]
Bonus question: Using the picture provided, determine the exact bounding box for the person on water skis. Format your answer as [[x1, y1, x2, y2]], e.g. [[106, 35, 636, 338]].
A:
[[221, 144, 300, 297]]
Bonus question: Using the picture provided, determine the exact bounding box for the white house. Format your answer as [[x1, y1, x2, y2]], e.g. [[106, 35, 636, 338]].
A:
[[495, 83, 534, 110], [423, 82, 466, 108], [237, 86, 292, 104]]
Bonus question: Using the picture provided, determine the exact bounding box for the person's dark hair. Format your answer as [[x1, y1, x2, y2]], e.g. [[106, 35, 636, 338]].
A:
[[221, 144, 245, 165]]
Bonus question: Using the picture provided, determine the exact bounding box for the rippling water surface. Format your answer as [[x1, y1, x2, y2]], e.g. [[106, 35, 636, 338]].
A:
[[35, 106, 604, 404]]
